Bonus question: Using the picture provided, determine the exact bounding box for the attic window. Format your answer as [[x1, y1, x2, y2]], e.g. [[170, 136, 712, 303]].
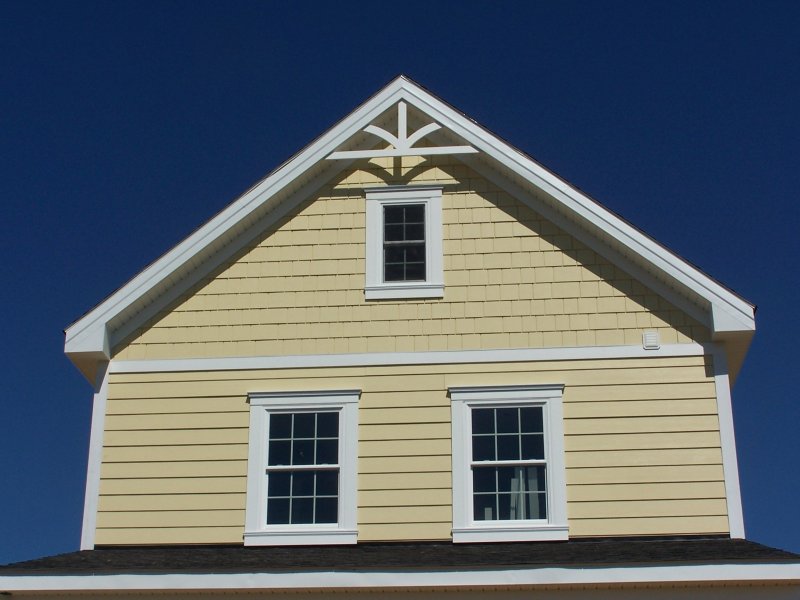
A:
[[365, 186, 443, 300]]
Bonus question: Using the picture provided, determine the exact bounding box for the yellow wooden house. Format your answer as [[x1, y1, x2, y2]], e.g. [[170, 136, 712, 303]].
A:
[[2, 76, 797, 597]]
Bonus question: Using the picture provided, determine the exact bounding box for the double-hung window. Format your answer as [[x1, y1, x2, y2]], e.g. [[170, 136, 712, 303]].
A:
[[244, 390, 359, 546], [365, 186, 443, 299], [450, 384, 568, 542]]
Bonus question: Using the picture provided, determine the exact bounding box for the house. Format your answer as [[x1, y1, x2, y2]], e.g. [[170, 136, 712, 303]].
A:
[[2, 75, 798, 597]]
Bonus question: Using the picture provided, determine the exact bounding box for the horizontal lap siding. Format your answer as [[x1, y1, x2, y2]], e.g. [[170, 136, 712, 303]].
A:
[[97, 354, 726, 544], [114, 158, 708, 363]]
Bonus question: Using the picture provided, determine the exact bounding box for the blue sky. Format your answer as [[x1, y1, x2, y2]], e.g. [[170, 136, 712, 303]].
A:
[[1, 1, 798, 564]]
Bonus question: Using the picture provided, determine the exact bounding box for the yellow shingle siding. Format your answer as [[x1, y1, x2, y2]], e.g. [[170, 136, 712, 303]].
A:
[[113, 158, 708, 360], [95, 355, 727, 545]]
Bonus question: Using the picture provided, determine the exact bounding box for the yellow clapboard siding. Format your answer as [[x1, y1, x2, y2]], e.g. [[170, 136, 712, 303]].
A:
[[101, 460, 247, 479], [359, 423, 451, 441], [108, 355, 708, 385], [103, 428, 247, 446], [359, 505, 451, 524], [359, 439, 451, 457], [567, 481, 727, 502], [96, 509, 244, 528], [568, 498, 728, 519], [359, 406, 450, 425], [359, 455, 451, 474], [105, 412, 249, 431], [570, 515, 729, 537], [106, 397, 248, 415], [566, 464, 725, 485], [99, 493, 245, 512], [566, 448, 722, 468], [95, 526, 243, 545], [359, 488, 451, 507], [362, 390, 449, 408], [564, 398, 717, 419], [565, 415, 720, 435], [99, 477, 246, 495], [564, 431, 721, 451], [103, 444, 248, 463], [359, 522, 451, 542], [564, 382, 717, 402], [360, 472, 451, 490]]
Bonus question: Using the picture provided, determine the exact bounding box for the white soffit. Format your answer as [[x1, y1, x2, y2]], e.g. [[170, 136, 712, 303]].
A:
[[64, 75, 755, 381]]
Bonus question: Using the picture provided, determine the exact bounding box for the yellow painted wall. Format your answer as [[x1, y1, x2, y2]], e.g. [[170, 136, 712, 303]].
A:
[[113, 156, 708, 361], [96, 354, 727, 545]]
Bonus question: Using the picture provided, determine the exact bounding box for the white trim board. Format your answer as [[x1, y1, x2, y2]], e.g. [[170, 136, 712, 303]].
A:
[[65, 76, 754, 384], [108, 342, 708, 374], [79, 363, 108, 550], [2, 563, 798, 592]]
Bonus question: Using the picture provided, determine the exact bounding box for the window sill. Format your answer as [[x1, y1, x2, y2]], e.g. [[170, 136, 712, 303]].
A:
[[452, 524, 569, 543], [365, 283, 444, 300], [244, 528, 358, 546]]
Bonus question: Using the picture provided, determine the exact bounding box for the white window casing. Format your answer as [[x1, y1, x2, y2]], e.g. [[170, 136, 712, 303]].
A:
[[244, 390, 360, 546], [450, 384, 568, 543], [365, 185, 444, 300]]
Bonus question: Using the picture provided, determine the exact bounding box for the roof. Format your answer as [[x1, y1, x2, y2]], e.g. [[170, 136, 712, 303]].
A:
[[64, 75, 756, 383], [3, 538, 797, 573]]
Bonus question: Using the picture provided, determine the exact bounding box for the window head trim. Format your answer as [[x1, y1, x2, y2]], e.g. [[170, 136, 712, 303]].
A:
[[365, 185, 443, 300], [244, 390, 360, 546], [449, 384, 568, 543]]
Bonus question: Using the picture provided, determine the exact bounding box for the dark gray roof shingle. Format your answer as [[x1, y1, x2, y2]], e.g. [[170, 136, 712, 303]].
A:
[[2, 537, 797, 574]]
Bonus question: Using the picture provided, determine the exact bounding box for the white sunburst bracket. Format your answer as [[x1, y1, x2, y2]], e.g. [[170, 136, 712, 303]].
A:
[[327, 101, 477, 160]]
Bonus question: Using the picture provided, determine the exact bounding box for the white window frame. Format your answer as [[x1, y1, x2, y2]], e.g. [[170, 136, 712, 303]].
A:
[[365, 185, 444, 300], [244, 390, 360, 546], [449, 384, 568, 543]]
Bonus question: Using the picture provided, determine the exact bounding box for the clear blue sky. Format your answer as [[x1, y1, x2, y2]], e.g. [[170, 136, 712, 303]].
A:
[[1, 1, 798, 565]]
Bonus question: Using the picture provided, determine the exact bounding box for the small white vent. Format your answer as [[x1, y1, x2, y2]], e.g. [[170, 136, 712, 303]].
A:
[[642, 331, 660, 350]]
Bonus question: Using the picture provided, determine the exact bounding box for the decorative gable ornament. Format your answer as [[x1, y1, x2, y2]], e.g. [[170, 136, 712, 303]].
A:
[[327, 101, 477, 160]]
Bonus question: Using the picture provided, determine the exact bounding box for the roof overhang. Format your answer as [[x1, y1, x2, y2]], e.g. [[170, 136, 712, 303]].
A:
[[64, 75, 756, 383]]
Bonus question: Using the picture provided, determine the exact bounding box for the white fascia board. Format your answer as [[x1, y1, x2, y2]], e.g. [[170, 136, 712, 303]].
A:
[[1, 563, 798, 592], [63, 77, 413, 371], [397, 81, 755, 335]]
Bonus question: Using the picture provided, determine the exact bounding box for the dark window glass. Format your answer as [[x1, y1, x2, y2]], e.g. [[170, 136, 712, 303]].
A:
[[383, 204, 425, 282], [265, 411, 340, 526]]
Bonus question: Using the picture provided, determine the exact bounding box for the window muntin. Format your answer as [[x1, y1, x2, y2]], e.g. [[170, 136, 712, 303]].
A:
[[471, 406, 547, 521], [450, 385, 568, 543], [266, 411, 339, 525], [383, 204, 426, 282], [245, 390, 359, 546], [365, 186, 443, 299]]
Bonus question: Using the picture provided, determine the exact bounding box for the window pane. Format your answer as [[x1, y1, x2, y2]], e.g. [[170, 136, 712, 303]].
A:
[[291, 497, 314, 524], [473, 493, 496, 521], [315, 497, 338, 523], [497, 434, 520, 461], [525, 491, 547, 520], [521, 433, 545, 460], [293, 413, 315, 438], [405, 244, 425, 261], [316, 439, 338, 464], [472, 409, 495, 434], [268, 440, 291, 466], [473, 467, 497, 493], [497, 492, 513, 520], [292, 471, 314, 496], [405, 261, 425, 280], [269, 414, 292, 439], [384, 205, 405, 224], [406, 223, 424, 241], [385, 223, 404, 242], [384, 262, 404, 281], [292, 439, 314, 465], [404, 204, 424, 222], [520, 407, 543, 433], [267, 472, 290, 497], [496, 408, 519, 433], [472, 435, 495, 461], [266, 498, 290, 525], [316, 470, 339, 496], [317, 412, 338, 438]]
